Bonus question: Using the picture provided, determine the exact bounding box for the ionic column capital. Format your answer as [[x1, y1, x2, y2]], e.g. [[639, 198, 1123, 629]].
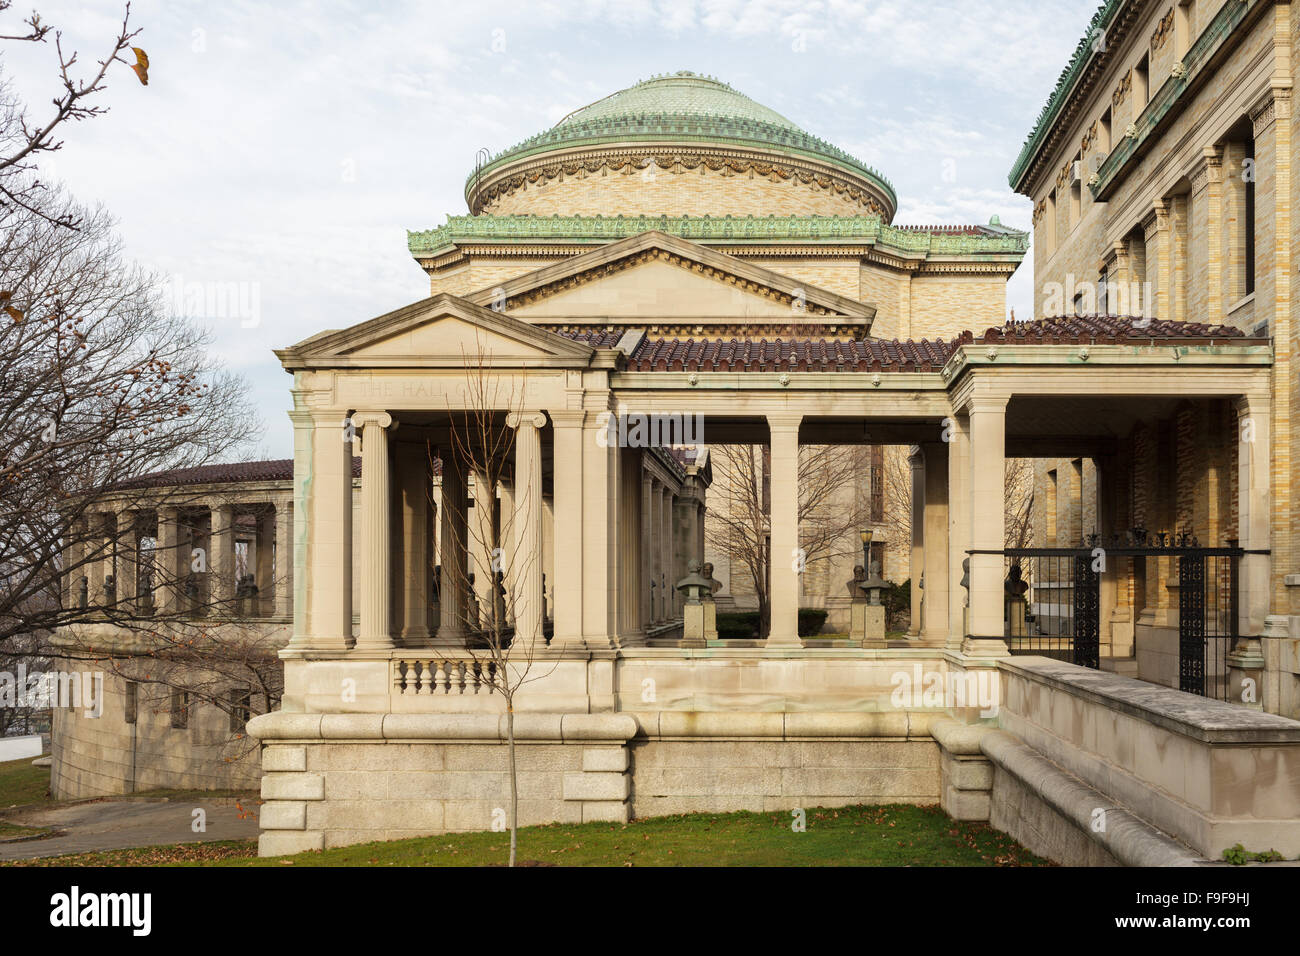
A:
[[351, 410, 394, 430], [506, 410, 547, 430]]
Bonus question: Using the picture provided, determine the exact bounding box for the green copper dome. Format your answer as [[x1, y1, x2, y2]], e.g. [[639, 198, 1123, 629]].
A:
[[465, 71, 896, 216], [555, 72, 803, 132]]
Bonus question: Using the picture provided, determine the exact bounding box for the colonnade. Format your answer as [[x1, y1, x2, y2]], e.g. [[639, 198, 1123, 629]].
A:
[[66, 497, 293, 619]]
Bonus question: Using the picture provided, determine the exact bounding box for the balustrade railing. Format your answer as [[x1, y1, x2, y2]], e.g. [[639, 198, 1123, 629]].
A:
[[393, 657, 498, 696]]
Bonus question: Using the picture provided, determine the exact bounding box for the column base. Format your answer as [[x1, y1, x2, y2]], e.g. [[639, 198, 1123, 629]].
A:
[[962, 636, 1009, 658], [288, 634, 352, 652], [764, 635, 803, 648], [400, 627, 432, 649]]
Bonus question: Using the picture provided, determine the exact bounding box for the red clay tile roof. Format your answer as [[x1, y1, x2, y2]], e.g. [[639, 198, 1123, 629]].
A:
[[549, 315, 1255, 372], [626, 336, 955, 371], [960, 314, 1250, 344], [122, 457, 359, 490], [555, 329, 626, 348]]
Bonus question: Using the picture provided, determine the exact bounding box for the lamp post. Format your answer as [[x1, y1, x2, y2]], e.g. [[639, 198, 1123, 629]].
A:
[[860, 528, 873, 575]]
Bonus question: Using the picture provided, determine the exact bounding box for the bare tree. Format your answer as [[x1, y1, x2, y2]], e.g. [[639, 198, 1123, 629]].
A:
[[1004, 457, 1036, 549], [882, 447, 1038, 554], [705, 443, 869, 637], [0, 2, 144, 229], [0, 188, 258, 653], [428, 343, 558, 867]]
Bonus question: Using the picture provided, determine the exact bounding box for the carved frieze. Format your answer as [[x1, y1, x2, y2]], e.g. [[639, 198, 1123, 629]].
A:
[[1150, 7, 1175, 52], [472, 151, 888, 217], [1112, 69, 1132, 109]]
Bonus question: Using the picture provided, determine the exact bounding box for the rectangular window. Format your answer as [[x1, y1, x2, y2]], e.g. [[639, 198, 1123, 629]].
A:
[[170, 689, 188, 730], [1134, 54, 1149, 107], [230, 688, 252, 733], [1175, 0, 1195, 57], [1099, 108, 1112, 154], [124, 681, 138, 725], [1070, 152, 1082, 228]]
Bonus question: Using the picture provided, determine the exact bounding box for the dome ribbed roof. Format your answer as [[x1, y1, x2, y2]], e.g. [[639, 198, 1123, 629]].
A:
[[556, 72, 802, 132], [467, 71, 895, 214]]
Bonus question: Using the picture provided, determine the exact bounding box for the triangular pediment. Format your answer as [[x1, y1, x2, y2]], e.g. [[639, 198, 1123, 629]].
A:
[[276, 293, 599, 369], [464, 231, 875, 325]]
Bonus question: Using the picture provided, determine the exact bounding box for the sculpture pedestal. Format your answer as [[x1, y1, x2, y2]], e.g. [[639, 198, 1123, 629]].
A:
[[851, 599, 886, 649], [680, 602, 707, 648], [1226, 637, 1266, 710], [702, 600, 717, 642], [1005, 597, 1026, 638]]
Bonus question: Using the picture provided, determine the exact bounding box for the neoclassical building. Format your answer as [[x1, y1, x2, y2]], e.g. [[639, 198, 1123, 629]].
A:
[[52, 48, 1300, 864]]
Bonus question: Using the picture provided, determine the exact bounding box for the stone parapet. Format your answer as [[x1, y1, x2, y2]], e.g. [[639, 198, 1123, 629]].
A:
[[997, 656, 1300, 860]]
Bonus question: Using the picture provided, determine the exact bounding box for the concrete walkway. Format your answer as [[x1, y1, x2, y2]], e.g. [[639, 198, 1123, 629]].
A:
[[0, 797, 259, 861]]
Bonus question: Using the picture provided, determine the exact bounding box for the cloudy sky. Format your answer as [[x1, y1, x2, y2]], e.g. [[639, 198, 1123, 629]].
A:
[[3, 0, 1095, 456]]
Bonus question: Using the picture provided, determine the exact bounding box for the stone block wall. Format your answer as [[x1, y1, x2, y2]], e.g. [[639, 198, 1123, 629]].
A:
[[248, 709, 943, 856], [51, 666, 261, 800], [251, 713, 639, 855]]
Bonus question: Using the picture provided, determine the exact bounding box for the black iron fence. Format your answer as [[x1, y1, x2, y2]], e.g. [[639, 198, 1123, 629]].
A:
[[978, 537, 1250, 701]]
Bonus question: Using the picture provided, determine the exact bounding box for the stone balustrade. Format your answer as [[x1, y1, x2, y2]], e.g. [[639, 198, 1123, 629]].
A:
[[393, 657, 498, 696]]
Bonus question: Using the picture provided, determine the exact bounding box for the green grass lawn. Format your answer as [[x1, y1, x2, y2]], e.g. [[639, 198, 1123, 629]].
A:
[[3, 803, 1053, 867], [0, 754, 53, 812]]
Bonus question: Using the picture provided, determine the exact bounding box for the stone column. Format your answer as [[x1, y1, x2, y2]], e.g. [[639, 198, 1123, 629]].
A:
[[617, 446, 645, 647], [117, 509, 138, 613], [289, 410, 353, 650], [1196, 145, 1225, 322], [673, 491, 697, 615], [210, 502, 236, 615], [469, 468, 493, 630], [908, 447, 925, 636], [640, 471, 654, 629], [946, 415, 971, 650], [434, 450, 469, 646], [256, 508, 275, 616], [1108, 240, 1130, 313], [507, 411, 547, 651], [498, 480, 516, 626], [1227, 394, 1271, 704], [965, 396, 1009, 657], [581, 401, 618, 649], [395, 440, 431, 647], [1149, 199, 1171, 320], [921, 441, 950, 646], [767, 414, 802, 646], [550, 410, 585, 647], [1235, 395, 1272, 639], [86, 511, 108, 607], [273, 499, 293, 618], [660, 484, 673, 620], [352, 411, 395, 650], [154, 507, 180, 615]]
